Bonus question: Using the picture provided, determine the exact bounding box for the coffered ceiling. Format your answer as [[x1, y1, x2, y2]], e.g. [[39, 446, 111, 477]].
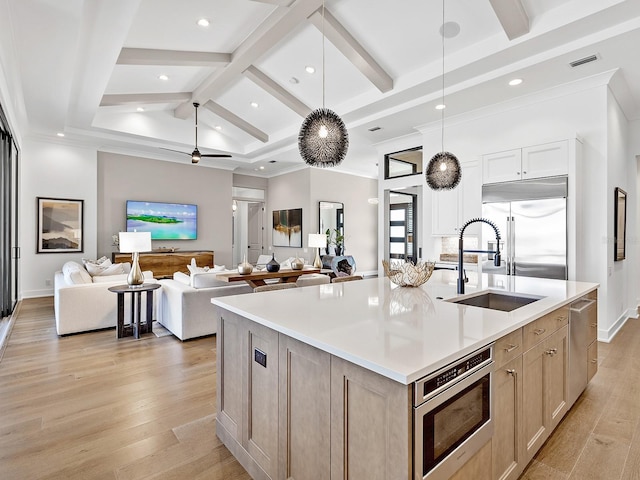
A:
[[2, 0, 639, 178]]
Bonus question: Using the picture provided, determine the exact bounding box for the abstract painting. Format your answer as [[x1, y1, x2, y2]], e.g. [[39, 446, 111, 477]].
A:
[[37, 197, 84, 253], [272, 208, 302, 247]]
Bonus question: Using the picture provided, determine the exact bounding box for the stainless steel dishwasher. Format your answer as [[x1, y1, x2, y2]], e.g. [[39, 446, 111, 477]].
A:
[[568, 295, 598, 406]]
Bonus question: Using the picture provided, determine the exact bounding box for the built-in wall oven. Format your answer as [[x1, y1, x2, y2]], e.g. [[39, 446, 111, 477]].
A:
[[413, 346, 494, 480]]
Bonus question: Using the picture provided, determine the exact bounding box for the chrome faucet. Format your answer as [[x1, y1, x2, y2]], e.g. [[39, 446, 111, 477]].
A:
[[458, 218, 502, 294]]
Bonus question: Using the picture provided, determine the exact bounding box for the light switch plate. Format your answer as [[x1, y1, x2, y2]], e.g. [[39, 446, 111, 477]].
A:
[[254, 348, 267, 368]]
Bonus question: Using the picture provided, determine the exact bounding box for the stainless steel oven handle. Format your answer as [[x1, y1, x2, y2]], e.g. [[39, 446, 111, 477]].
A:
[[415, 361, 494, 416]]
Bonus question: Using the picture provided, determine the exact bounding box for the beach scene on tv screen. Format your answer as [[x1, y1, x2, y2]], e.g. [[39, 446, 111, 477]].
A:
[[127, 201, 197, 240]]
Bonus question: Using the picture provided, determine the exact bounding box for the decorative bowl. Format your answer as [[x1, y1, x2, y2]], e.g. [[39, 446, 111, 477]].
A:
[[382, 260, 435, 287]]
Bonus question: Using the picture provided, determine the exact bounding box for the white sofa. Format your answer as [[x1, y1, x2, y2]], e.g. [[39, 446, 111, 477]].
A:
[[54, 260, 156, 335], [158, 271, 252, 340]]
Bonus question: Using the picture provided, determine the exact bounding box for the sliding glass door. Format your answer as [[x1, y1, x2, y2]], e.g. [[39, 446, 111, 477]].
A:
[[0, 105, 19, 318]]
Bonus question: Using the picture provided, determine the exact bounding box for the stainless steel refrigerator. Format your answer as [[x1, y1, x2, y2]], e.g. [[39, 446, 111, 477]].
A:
[[481, 176, 568, 280]]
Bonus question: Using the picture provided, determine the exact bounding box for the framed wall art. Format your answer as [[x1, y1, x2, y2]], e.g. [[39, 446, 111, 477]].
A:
[[272, 208, 302, 247], [614, 187, 626, 261], [37, 197, 84, 253]]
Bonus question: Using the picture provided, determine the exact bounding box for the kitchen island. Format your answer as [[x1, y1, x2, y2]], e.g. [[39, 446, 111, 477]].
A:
[[212, 270, 598, 480]]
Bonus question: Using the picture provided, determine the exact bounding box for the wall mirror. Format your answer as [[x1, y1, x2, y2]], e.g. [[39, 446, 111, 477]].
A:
[[384, 146, 423, 179], [319, 201, 344, 254], [614, 187, 626, 261]]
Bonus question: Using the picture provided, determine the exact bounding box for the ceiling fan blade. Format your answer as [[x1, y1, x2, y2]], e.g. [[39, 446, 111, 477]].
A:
[[201, 154, 232, 158], [160, 147, 190, 155]]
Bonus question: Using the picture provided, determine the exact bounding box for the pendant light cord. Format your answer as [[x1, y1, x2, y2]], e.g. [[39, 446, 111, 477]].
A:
[[322, 0, 326, 109], [440, 0, 445, 153]]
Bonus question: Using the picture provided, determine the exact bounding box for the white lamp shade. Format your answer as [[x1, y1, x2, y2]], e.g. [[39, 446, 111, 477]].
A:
[[118, 232, 152, 253], [308, 233, 326, 248]]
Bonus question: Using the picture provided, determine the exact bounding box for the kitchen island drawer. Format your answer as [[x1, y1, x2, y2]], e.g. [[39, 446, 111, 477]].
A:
[[523, 305, 569, 351], [494, 328, 523, 367]]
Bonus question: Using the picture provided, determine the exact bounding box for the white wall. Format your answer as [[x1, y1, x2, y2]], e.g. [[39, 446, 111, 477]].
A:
[[20, 139, 98, 298], [97, 152, 234, 267], [310, 168, 378, 273], [606, 89, 639, 340], [266, 168, 378, 273]]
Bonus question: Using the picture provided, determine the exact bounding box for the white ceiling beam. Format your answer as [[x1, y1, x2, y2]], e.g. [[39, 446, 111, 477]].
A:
[[308, 8, 393, 93], [117, 48, 231, 67], [100, 92, 192, 106], [243, 65, 312, 117], [488, 0, 530, 40], [175, 0, 325, 119], [203, 101, 269, 143]]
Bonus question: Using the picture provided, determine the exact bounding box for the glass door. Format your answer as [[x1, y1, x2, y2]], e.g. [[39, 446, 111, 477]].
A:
[[389, 191, 417, 262]]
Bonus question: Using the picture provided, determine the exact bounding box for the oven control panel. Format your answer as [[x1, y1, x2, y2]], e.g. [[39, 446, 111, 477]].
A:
[[416, 347, 492, 404]]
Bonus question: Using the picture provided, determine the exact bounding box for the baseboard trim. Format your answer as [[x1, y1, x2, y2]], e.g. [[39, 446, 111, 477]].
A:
[[0, 299, 22, 362], [598, 311, 631, 343]]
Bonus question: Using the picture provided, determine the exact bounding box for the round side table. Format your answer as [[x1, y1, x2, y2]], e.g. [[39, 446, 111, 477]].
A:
[[108, 283, 161, 339]]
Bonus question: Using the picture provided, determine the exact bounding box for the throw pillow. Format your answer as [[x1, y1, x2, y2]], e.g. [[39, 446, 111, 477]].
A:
[[62, 261, 92, 284], [88, 262, 129, 276]]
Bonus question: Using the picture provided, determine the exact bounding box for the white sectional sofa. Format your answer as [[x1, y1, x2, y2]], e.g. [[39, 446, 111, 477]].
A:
[[54, 260, 156, 335], [158, 271, 252, 340]]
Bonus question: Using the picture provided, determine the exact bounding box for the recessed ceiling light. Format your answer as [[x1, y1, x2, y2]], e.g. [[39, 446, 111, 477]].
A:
[[136, 107, 145, 112], [250, 102, 259, 108], [56, 132, 65, 137], [259, 166, 265, 170], [509, 78, 523, 86], [435, 104, 446, 110], [215, 125, 222, 131], [289, 77, 299, 84], [197, 18, 210, 27], [305, 66, 315, 74], [158, 74, 169, 81]]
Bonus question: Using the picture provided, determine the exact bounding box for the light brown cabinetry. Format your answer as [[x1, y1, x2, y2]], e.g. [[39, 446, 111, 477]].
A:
[[216, 309, 410, 480], [278, 335, 331, 480], [522, 325, 569, 464], [216, 310, 279, 480], [492, 353, 523, 480], [330, 356, 411, 480], [112, 250, 214, 278]]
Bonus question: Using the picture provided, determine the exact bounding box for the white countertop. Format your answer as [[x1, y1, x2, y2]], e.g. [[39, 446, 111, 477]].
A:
[[212, 270, 598, 385]]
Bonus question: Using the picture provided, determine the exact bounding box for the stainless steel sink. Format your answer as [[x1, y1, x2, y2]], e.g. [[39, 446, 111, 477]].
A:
[[447, 292, 543, 312]]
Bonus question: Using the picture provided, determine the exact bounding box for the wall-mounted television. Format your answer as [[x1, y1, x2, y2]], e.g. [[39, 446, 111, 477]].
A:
[[126, 200, 197, 240]]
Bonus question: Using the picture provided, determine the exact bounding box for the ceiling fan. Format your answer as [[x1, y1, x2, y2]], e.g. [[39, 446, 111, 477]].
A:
[[162, 102, 232, 164]]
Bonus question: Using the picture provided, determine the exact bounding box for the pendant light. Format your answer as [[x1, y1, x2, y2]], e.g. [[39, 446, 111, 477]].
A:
[[426, 0, 461, 191], [298, 0, 349, 167]]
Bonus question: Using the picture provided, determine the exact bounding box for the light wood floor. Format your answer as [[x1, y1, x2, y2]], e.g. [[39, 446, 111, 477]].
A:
[[0, 297, 250, 480], [1, 298, 638, 479]]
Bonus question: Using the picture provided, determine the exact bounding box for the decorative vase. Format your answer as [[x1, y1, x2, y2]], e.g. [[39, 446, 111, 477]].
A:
[[291, 256, 304, 270], [335, 245, 343, 256], [238, 254, 253, 275], [266, 253, 280, 272]]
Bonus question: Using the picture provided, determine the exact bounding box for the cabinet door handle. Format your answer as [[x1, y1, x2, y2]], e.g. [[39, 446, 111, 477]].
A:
[[504, 344, 520, 353], [557, 316, 566, 321], [591, 323, 597, 328], [591, 358, 598, 364], [506, 368, 517, 377], [545, 348, 558, 356], [533, 328, 546, 336], [522, 171, 527, 175]]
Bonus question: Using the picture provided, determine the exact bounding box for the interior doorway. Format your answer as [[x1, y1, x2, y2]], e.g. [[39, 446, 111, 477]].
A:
[[232, 200, 265, 267], [387, 189, 418, 262]]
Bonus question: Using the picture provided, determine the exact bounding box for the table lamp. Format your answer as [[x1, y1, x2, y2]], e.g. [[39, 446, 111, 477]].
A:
[[308, 233, 325, 269], [119, 232, 152, 286]]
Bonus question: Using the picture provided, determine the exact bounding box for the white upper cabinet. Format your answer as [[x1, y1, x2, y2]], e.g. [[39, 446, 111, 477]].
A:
[[432, 161, 481, 236], [482, 140, 568, 184]]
